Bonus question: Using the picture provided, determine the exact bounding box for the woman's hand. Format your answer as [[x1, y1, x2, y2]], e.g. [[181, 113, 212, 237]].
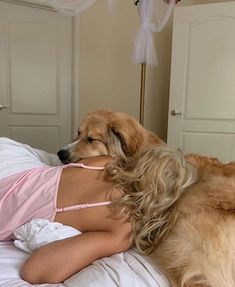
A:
[[20, 230, 130, 284]]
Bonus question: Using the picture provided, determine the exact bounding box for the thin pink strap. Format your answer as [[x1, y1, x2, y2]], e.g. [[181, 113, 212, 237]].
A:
[[56, 201, 112, 213], [58, 163, 108, 213], [67, 163, 105, 170]]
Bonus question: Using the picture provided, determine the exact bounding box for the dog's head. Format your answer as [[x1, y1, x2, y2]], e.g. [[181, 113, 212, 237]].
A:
[[57, 110, 165, 164]]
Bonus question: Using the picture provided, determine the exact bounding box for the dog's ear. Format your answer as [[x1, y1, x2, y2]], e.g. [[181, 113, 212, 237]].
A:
[[108, 120, 144, 157]]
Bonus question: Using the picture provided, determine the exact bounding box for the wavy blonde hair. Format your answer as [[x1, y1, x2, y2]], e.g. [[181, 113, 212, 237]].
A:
[[105, 146, 197, 254]]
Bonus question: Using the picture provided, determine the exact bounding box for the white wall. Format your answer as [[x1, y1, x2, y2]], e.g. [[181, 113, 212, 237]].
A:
[[77, 1, 140, 121]]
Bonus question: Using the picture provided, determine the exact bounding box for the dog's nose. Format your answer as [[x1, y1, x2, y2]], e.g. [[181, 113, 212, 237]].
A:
[[57, 149, 71, 163]]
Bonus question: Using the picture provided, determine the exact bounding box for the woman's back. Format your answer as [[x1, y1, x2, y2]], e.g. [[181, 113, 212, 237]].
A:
[[55, 156, 128, 233]]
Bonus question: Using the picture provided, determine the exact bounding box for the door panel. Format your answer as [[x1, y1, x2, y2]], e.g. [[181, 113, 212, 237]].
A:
[[185, 17, 235, 120], [10, 20, 58, 114], [182, 132, 235, 163], [0, 1, 72, 153], [167, 2, 235, 162]]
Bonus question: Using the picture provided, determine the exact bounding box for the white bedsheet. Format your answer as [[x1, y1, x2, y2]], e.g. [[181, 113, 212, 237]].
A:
[[0, 241, 169, 287], [65, 249, 169, 287], [0, 137, 61, 180]]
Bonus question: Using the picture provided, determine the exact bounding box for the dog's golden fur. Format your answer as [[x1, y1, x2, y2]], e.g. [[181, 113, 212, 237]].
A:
[[153, 153, 235, 287], [107, 145, 235, 287], [57, 110, 164, 163]]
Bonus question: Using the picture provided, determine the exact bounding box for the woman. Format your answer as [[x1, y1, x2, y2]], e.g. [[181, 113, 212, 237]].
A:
[[0, 137, 131, 284]]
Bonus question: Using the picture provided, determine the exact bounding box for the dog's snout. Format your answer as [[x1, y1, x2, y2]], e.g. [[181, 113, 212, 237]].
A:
[[57, 149, 71, 163]]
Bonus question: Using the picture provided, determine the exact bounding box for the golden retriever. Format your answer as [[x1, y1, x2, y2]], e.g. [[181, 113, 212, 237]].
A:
[[115, 146, 235, 287], [57, 109, 164, 163]]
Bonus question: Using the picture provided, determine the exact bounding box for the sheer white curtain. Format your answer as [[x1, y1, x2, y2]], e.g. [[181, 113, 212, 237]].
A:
[[133, 0, 176, 66], [47, 0, 175, 65], [47, 0, 117, 16]]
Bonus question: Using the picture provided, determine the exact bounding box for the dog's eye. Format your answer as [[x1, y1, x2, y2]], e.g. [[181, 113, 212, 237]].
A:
[[77, 130, 81, 136], [87, 137, 94, 143]]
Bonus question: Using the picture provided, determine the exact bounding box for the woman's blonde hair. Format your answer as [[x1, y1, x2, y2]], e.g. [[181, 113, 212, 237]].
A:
[[105, 146, 197, 254]]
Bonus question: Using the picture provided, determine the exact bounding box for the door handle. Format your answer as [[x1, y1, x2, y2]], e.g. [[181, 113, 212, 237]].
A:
[[170, 109, 182, 116], [0, 104, 9, 111]]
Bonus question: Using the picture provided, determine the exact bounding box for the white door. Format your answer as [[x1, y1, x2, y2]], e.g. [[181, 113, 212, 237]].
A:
[[167, 2, 235, 162], [0, 1, 72, 153]]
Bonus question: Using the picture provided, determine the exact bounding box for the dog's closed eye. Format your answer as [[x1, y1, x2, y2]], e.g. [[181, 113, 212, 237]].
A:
[[87, 137, 106, 144]]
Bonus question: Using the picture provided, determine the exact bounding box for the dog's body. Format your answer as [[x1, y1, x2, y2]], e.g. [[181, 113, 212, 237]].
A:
[[151, 153, 235, 287], [57, 110, 164, 163]]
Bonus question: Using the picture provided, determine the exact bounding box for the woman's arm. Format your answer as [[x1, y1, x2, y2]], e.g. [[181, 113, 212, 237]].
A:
[[21, 230, 130, 284]]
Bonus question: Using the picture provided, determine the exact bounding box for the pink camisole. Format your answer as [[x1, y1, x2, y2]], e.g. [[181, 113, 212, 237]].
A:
[[0, 163, 111, 241]]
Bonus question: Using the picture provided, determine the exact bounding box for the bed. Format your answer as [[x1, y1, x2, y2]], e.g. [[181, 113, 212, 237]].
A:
[[0, 241, 169, 287], [0, 138, 170, 287]]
